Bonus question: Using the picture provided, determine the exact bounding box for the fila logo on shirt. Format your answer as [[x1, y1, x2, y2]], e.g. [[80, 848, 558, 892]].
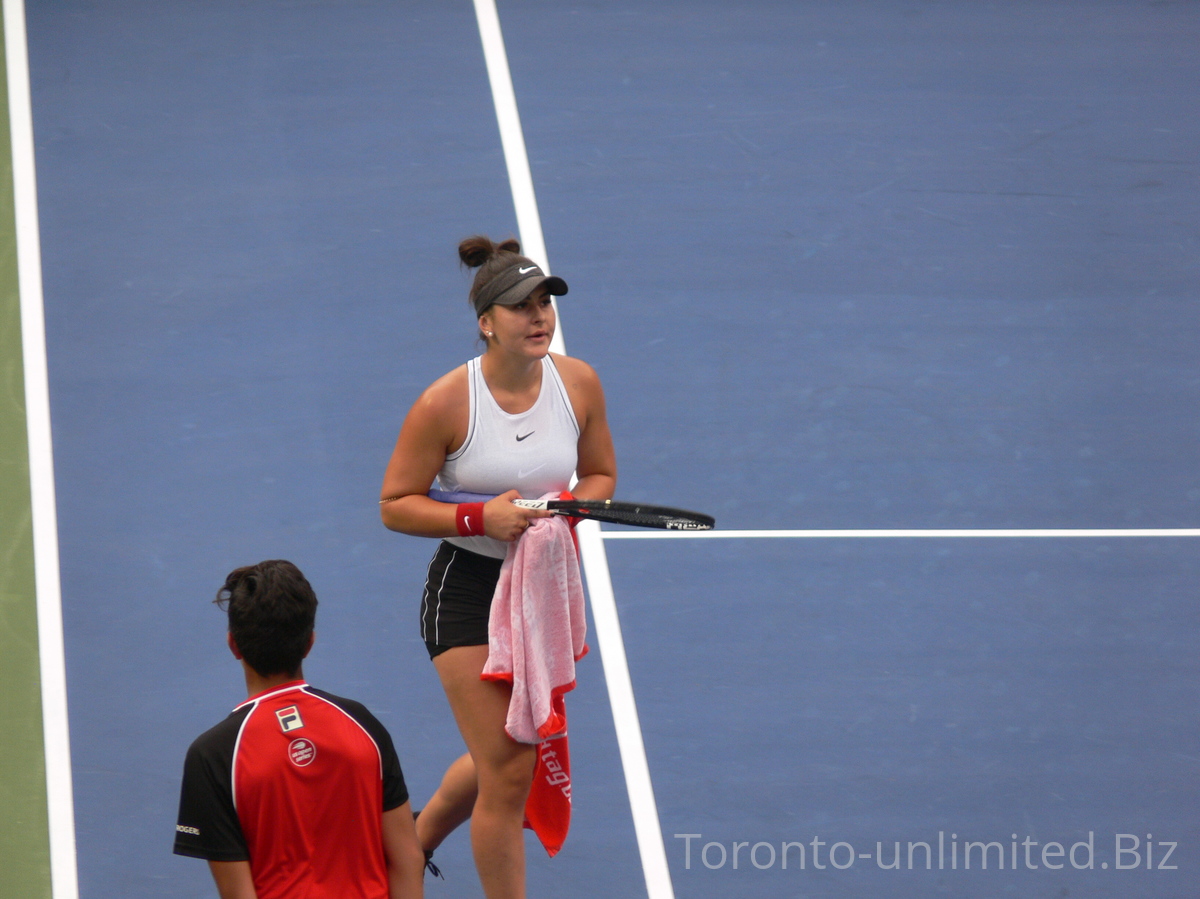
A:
[[276, 706, 305, 733]]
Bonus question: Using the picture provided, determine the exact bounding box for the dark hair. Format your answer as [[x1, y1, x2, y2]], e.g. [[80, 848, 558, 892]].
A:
[[215, 560, 317, 677], [459, 234, 522, 327]]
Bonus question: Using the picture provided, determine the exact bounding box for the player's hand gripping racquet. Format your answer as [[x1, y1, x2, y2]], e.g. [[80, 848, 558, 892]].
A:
[[429, 490, 715, 531]]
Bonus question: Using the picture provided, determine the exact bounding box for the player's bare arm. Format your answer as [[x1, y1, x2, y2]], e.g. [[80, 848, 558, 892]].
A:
[[552, 354, 617, 501], [379, 366, 548, 541]]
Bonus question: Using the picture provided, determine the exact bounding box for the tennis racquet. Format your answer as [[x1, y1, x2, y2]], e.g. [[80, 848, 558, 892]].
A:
[[429, 489, 715, 530]]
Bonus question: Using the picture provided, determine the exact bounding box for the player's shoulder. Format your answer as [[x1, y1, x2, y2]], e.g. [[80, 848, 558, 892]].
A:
[[400, 365, 470, 444], [549, 353, 606, 416], [427, 362, 470, 395], [305, 687, 386, 731], [411, 364, 469, 417], [549, 352, 601, 386], [305, 686, 365, 713], [549, 352, 595, 375], [186, 705, 253, 760]]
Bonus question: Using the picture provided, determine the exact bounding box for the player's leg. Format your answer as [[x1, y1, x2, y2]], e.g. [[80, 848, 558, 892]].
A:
[[415, 751, 477, 852], [434, 644, 535, 899]]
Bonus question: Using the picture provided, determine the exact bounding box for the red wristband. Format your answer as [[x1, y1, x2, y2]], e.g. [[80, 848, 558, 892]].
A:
[[455, 502, 486, 537]]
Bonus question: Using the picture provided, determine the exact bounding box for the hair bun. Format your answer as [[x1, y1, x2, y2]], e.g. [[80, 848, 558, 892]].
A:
[[458, 235, 521, 269]]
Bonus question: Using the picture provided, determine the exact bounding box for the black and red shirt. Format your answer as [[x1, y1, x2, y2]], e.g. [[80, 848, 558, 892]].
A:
[[174, 681, 408, 899]]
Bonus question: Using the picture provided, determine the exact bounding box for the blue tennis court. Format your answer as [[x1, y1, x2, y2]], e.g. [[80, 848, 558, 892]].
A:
[[20, 1, 1200, 897]]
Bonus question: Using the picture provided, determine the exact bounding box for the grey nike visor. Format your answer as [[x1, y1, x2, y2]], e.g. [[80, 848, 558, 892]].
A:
[[471, 257, 568, 315]]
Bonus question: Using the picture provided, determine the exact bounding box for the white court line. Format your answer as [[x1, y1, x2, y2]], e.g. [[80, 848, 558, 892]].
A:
[[471, 0, 564, 352], [602, 528, 1200, 540], [471, 3, 674, 898], [4, 1, 79, 897]]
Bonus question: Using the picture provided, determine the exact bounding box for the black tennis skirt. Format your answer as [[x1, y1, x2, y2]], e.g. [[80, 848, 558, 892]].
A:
[[420, 540, 503, 659]]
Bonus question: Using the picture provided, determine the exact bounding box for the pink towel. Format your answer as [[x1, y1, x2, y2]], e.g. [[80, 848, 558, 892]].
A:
[[481, 506, 588, 743]]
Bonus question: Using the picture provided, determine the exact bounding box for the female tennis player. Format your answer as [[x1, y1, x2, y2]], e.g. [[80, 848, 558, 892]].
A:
[[380, 235, 616, 898]]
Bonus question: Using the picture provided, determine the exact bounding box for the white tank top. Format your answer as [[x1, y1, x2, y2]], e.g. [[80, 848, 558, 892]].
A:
[[437, 355, 580, 558]]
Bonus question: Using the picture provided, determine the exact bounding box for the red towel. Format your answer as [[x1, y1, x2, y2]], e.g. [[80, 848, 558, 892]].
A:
[[524, 698, 573, 857]]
